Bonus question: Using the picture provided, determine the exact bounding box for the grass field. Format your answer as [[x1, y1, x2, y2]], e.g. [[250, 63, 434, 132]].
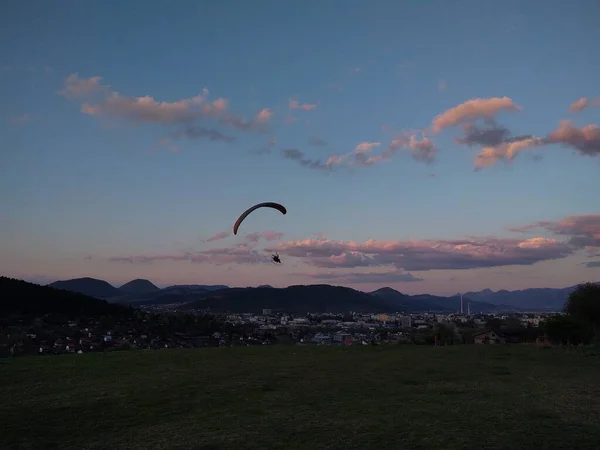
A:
[[2, 345, 600, 450]]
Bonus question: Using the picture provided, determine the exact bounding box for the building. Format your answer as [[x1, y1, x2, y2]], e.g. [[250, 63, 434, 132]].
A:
[[473, 329, 506, 344], [332, 331, 352, 346], [398, 315, 412, 328]]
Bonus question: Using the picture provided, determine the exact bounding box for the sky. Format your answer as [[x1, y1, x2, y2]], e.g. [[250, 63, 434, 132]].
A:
[[1, 0, 599, 296]]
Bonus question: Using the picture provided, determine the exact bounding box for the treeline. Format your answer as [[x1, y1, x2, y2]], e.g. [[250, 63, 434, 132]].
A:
[[0, 277, 133, 318], [542, 282, 600, 345]]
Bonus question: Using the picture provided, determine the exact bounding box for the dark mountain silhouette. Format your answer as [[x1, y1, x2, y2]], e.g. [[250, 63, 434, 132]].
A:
[[48, 277, 122, 299], [163, 284, 229, 291], [119, 279, 160, 295], [184, 284, 393, 313], [41, 276, 584, 313], [462, 283, 600, 311], [1, 277, 131, 317]]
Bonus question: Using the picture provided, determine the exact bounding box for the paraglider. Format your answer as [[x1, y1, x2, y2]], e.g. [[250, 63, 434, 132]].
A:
[[232, 202, 287, 235], [271, 252, 281, 264]]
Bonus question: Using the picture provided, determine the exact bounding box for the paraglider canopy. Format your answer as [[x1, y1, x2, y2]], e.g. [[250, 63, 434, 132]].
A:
[[233, 202, 287, 235]]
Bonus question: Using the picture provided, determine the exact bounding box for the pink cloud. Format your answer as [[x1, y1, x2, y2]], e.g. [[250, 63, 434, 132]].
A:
[[110, 244, 270, 266], [438, 80, 447, 92], [243, 230, 284, 243], [62, 74, 271, 135], [289, 98, 317, 111], [474, 136, 544, 169], [569, 97, 600, 113], [107, 214, 596, 275], [431, 97, 520, 134], [507, 214, 600, 253], [545, 120, 600, 157], [265, 233, 575, 272], [58, 73, 111, 98], [204, 231, 231, 242], [255, 108, 273, 123]]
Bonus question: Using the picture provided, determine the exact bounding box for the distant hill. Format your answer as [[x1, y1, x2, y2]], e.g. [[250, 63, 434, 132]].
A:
[[119, 279, 160, 295], [183, 284, 392, 313], [48, 277, 122, 299], [462, 283, 600, 311], [0, 277, 131, 317], [163, 284, 229, 292], [38, 275, 584, 313]]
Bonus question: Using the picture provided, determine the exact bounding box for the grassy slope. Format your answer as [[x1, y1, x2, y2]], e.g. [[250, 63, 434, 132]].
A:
[[1, 345, 600, 450]]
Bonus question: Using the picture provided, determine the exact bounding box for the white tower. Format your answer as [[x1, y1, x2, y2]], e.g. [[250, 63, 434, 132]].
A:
[[460, 294, 464, 314]]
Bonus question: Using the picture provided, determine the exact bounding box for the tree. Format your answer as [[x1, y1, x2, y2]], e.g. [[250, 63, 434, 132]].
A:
[[563, 282, 600, 342], [564, 283, 600, 326], [543, 314, 593, 346]]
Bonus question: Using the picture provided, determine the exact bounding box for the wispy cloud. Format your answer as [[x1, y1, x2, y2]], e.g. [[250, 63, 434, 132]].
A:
[[569, 96, 600, 113], [288, 98, 317, 112], [431, 97, 520, 134], [308, 136, 328, 147], [438, 79, 447, 92], [11, 113, 32, 125], [58, 73, 111, 99], [170, 126, 236, 143], [59, 74, 272, 138], [252, 139, 277, 155], [507, 213, 600, 253], [203, 231, 231, 243], [281, 148, 334, 170]]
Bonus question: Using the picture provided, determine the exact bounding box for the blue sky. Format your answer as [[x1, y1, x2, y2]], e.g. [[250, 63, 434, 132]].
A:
[[1, 0, 599, 295]]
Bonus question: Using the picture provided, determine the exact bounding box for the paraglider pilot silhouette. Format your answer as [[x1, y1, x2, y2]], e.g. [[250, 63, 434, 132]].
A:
[[233, 202, 287, 265]]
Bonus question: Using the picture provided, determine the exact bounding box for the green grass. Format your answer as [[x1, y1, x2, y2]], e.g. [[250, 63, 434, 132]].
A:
[[2, 345, 600, 450]]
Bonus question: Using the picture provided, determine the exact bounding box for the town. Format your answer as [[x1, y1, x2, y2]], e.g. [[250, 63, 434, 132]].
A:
[[1, 303, 554, 357]]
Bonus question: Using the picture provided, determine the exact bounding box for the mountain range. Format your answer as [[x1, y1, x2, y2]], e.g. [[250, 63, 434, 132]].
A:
[[43, 277, 592, 314]]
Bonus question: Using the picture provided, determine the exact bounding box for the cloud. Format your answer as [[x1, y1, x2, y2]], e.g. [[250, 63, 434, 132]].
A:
[[305, 270, 423, 284], [507, 213, 600, 253], [58, 73, 111, 98], [289, 98, 317, 111], [109, 254, 191, 264], [110, 244, 270, 266], [456, 119, 600, 168], [252, 139, 277, 155], [255, 108, 273, 123], [474, 136, 545, 169], [281, 148, 333, 171], [108, 214, 596, 273], [80, 91, 220, 125], [11, 113, 32, 125], [204, 231, 231, 242], [170, 126, 236, 143], [438, 80, 447, 92], [243, 230, 284, 243], [266, 233, 575, 272], [431, 97, 520, 134], [61, 74, 271, 135], [308, 136, 328, 147], [283, 132, 438, 171], [585, 261, 600, 268], [545, 120, 600, 157], [569, 97, 600, 113]]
